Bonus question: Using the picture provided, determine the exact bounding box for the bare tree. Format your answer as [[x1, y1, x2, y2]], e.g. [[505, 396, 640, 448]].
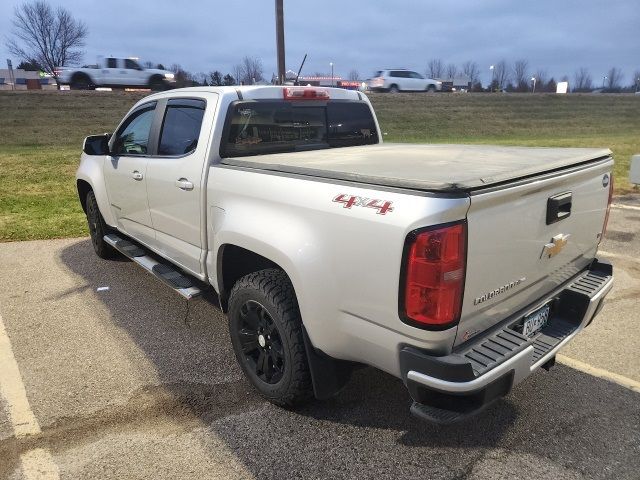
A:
[[633, 70, 640, 92], [461, 60, 480, 85], [426, 59, 443, 79], [232, 64, 244, 85], [348, 69, 360, 81], [546, 77, 557, 93], [605, 67, 623, 91], [208, 70, 223, 86], [512, 59, 529, 92], [234, 56, 264, 85], [493, 60, 510, 90], [17, 58, 42, 71], [445, 63, 457, 79], [194, 72, 208, 86], [573, 67, 592, 92], [533, 69, 547, 90], [6, 1, 87, 88], [170, 64, 195, 88]]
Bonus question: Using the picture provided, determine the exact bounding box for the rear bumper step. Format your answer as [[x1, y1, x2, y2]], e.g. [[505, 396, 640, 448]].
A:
[[104, 234, 203, 299], [400, 259, 613, 423]]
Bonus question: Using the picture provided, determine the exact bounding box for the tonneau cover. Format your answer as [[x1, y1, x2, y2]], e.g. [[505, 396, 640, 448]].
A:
[[221, 143, 612, 193]]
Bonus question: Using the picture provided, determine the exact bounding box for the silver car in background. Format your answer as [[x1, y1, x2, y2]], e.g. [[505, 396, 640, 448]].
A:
[[367, 69, 442, 92]]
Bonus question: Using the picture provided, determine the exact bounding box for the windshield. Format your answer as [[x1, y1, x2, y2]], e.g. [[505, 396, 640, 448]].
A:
[[221, 100, 378, 158]]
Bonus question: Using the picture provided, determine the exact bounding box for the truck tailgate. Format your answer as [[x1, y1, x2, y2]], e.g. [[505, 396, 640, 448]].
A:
[[455, 156, 613, 347]]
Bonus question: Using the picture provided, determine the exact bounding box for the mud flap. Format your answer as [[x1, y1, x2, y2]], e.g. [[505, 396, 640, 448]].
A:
[[302, 327, 358, 400]]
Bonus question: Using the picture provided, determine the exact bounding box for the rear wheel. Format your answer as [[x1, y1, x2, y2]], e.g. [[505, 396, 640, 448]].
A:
[[427, 84, 437, 93], [86, 191, 115, 259], [389, 84, 399, 93], [228, 269, 313, 406], [71, 75, 92, 90]]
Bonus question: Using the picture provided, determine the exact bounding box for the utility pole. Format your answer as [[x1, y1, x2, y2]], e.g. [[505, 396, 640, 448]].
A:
[[275, 0, 285, 85]]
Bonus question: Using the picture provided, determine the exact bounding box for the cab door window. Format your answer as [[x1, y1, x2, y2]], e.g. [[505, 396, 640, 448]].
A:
[[113, 103, 156, 155], [124, 59, 142, 70], [158, 99, 206, 156]]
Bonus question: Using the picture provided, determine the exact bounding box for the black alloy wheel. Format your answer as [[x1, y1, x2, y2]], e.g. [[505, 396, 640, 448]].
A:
[[228, 269, 313, 406], [236, 300, 285, 384]]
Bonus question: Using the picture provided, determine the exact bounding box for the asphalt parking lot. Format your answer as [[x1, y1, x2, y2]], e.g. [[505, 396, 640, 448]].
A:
[[0, 203, 639, 480]]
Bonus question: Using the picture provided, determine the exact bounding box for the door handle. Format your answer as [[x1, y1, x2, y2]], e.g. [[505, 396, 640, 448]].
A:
[[132, 171, 143, 181], [175, 178, 194, 191]]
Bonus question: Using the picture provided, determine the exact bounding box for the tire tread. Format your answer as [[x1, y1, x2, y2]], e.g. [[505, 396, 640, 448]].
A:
[[229, 269, 313, 406]]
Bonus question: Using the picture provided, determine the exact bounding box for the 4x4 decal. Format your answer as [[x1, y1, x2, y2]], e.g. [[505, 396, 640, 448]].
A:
[[332, 194, 394, 215]]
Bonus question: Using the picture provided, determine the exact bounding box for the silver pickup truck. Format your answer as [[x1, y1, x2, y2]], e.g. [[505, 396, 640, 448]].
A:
[[76, 86, 614, 423]]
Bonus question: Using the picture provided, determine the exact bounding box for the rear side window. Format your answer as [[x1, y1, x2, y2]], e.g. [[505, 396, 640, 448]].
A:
[[221, 101, 378, 157], [158, 99, 206, 156], [106, 58, 117, 68], [124, 59, 141, 70]]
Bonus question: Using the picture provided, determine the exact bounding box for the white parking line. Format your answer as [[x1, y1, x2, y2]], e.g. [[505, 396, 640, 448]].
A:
[[612, 203, 640, 212], [557, 354, 640, 394], [598, 250, 640, 264], [0, 313, 60, 479]]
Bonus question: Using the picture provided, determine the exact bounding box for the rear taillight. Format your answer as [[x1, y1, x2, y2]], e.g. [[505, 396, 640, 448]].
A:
[[400, 222, 466, 329], [601, 173, 614, 243]]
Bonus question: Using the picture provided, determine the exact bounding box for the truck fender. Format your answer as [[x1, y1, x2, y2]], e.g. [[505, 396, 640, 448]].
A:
[[76, 153, 116, 227]]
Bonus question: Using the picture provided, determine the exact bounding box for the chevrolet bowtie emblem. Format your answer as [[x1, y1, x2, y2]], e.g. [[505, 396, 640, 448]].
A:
[[542, 233, 571, 258]]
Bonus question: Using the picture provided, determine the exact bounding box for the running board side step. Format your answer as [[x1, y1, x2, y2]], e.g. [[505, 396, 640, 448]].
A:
[[104, 234, 203, 299]]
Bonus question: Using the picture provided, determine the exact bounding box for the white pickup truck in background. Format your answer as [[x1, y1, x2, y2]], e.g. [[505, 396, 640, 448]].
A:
[[76, 86, 614, 423], [57, 57, 176, 90]]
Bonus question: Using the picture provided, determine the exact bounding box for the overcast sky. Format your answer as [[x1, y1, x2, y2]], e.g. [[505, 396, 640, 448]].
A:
[[1, 0, 638, 85]]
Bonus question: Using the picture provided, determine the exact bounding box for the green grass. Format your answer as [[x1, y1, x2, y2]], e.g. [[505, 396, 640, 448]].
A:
[[371, 92, 640, 192], [0, 91, 145, 241], [1, 90, 639, 241]]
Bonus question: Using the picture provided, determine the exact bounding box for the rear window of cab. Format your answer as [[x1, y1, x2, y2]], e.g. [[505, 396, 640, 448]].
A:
[[220, 100, 378, 158]]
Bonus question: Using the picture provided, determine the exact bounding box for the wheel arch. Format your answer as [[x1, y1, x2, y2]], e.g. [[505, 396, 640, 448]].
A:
[[218, 243, 357, 400], [216, 243, 287, 312], [71, 71, 94, 86], [77, 179, 92, 213], [76, 156, 117, 227]]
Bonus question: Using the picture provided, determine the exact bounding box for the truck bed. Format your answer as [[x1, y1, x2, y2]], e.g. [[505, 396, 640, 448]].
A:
[[221, 144, 612, 193]]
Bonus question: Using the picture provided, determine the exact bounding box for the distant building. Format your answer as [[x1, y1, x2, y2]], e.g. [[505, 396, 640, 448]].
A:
[[439, 76, 472, 92], [0, 69, 55, 90]]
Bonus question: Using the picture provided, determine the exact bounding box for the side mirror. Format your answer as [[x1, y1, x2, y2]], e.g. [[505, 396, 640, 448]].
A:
[[83, 133, 111, 155]]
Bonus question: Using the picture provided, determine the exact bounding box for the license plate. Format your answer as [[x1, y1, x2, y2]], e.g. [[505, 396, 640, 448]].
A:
[[522, 303, 551, 337]]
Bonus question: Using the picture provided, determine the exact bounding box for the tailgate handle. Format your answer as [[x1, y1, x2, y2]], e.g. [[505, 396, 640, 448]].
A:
[[547, 192, 572, 224]]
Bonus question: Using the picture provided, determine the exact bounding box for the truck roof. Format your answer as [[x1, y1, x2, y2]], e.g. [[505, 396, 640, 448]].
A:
[[222, 143, 612, 193], [142, 85, 363, 102]]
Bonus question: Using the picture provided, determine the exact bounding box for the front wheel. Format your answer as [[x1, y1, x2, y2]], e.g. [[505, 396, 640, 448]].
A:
[[228, 269, 313, 407], [149, 77, 167, 91], [86, 191, 116, 259]]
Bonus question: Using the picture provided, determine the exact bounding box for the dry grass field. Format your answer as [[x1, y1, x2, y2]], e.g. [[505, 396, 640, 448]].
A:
[[0, 90, 638, 241]]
